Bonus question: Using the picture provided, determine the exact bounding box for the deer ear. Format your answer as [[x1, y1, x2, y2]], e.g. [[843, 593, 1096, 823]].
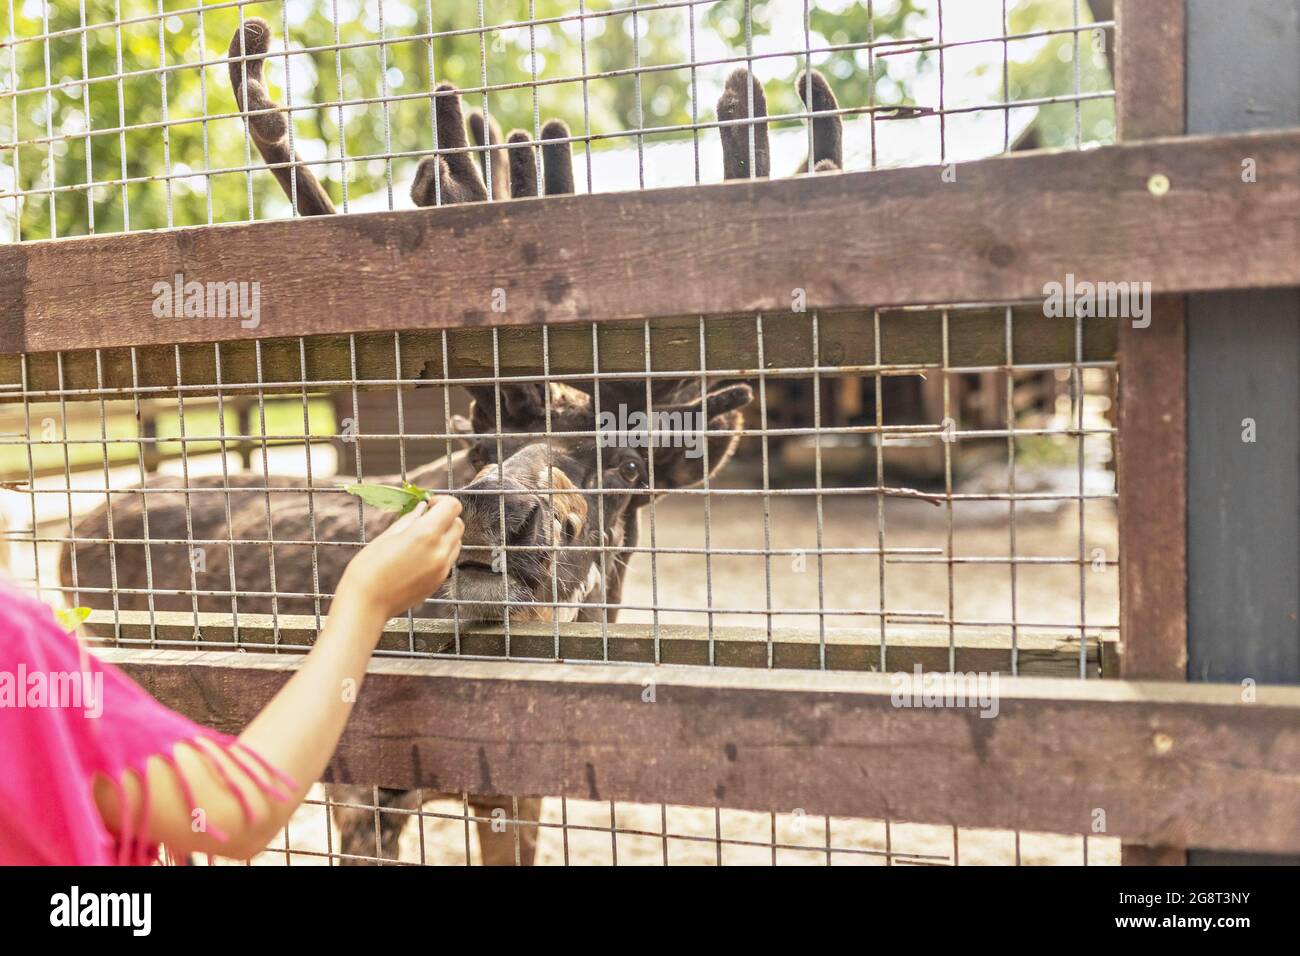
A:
[[717, 68, 770, 180], [468, 108, 511, 200], [647, 383, 754, 491], [467, 383, 549, 433]]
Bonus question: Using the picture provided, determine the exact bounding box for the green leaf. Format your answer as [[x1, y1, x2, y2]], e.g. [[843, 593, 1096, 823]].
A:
[[55, 606, 91, 633], [342, 482, 429, 515]]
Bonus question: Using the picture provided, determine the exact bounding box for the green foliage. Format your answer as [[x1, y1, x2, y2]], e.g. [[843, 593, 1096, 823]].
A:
[[54, 605, 92, 632], [807, 0, 927, 115], [343, 480, 429, 514], [0, 1, 1113, 241], [702, 0, 927, 123], [1007, 0, 1115, 147]]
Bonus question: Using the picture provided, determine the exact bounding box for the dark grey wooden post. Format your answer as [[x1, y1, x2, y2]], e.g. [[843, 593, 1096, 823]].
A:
[[1185, 0, 1300, 864]]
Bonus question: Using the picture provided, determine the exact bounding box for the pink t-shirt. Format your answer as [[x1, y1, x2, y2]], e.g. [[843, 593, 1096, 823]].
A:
[[0, 579, 293, 864]]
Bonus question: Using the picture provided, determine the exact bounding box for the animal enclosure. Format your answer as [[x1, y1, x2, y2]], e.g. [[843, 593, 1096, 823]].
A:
[[3, 1, 1300, 865]]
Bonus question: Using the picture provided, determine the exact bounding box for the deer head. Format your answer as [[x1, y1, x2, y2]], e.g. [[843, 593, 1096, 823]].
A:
[[228, 21, 753, 625], [442, 376, 752, 623]]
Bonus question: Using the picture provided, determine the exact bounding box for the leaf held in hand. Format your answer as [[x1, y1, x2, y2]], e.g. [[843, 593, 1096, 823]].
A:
[[55, 606, 91, 632], [342, 482, 430, 515]]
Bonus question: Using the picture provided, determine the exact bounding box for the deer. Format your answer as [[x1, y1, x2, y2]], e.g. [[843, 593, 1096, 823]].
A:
[[59, 22, 847, 863]]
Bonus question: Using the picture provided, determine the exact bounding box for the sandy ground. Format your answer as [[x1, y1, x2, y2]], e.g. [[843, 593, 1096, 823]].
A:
[[209, 788, 1118, 867], [4, 445, 1119, 866], [216, 454, 1115, 867], [617, 462, 1118, 636]]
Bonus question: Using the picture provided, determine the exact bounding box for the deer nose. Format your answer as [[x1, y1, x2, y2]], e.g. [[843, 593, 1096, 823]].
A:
[[457, 476, 542, 550]]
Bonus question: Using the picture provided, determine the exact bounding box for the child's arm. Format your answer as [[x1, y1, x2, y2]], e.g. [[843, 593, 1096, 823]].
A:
[[92, 496, 463, 860]]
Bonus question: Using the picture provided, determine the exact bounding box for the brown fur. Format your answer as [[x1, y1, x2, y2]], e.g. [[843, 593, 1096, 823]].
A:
[[717, 66, 845, 181], [63, 24, 834, 865], [228, 19, 336, 215]]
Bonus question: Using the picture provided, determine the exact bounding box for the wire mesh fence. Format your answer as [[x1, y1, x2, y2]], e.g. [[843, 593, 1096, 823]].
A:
[[2, 304, 1119, 678], [179, 787, 1119, 866], [2, 1, 1125, 866], [2, 0, 1117, 240]]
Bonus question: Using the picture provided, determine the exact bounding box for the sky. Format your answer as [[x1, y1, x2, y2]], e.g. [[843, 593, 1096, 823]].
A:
[[352, 0, 1077, 206]]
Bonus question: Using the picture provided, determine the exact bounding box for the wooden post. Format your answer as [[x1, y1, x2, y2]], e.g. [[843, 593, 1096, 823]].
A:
[[1115, 0, 1189, 866]]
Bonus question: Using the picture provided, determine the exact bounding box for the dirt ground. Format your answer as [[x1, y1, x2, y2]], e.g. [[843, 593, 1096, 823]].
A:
[[212, 787, 1118, 866], [617, 463, 1118, 637], [4, 447, 1119, 866], [222, 456, 1115, 867], [3, 448, 1119, 640]]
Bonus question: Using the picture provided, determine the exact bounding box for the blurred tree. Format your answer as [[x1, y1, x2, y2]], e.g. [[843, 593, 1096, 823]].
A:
[[0, 0, 1112, 240], [1006, 0, 1115, 147], [0, 0, 693, 236]]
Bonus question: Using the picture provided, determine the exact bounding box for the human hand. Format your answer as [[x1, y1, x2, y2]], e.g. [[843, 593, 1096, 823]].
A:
[[336, 495, 463, 624]]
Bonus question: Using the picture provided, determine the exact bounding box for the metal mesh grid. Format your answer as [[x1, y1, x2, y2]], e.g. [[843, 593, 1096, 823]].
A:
[[0, 1, 1123, 867], [1, 0, 1117, 240], [171, 788, 1120, 866], [2, 305, 1119, 678]]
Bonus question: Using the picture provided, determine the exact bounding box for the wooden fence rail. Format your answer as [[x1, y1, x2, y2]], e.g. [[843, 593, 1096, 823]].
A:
[[1, 127, 1297, 359], [100, 647, 1300, 855], [81, 610, 1111, 677]]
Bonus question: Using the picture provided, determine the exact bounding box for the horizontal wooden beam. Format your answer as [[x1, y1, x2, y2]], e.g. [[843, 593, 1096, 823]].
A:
[[85, 609, 1106, 677], [2, 306, 1115, 404], [102, 648, 1300, 854], [3, 128, 1298, 359]]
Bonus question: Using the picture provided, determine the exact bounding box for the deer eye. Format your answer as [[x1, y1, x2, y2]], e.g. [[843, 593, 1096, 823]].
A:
[[617, 459, 642, 485]]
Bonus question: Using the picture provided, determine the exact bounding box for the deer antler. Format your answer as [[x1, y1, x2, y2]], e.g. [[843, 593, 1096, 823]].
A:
[[229, 19, 581, 211], [413, 85, 583, 206], [717, 68, 770, 180], [228, 18, 335, 215], [717, 66, 844, 180], [540, 120, 576, 195], [794, 69, 843, 174], [468, 109, 511, 201], [499, 118, 576, 199], [411, 84, 490, 206]]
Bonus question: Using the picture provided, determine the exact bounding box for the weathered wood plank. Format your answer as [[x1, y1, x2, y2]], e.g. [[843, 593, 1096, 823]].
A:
[[1115, 0, 1188, 866], [1116, 0, 1185, 142], [84, 609, 1105, 678], [0, 307, 1117, 404], [1117, 295, 1187, 681], [1, 128, 1296, 362], [1116, 0, 1187, 681], [100, 648, 1300, 854]]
